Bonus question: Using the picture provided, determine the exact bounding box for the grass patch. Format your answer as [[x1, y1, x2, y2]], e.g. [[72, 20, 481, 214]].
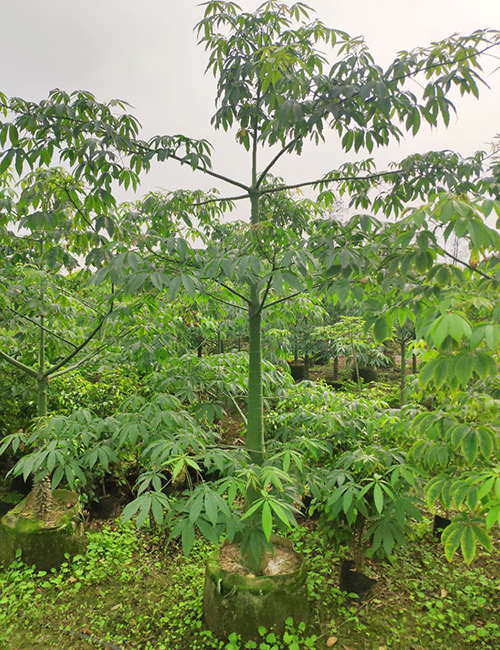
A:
[[1, 519, 498, 650]]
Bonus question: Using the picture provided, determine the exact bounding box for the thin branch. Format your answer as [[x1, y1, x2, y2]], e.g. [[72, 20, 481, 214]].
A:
[[263, 289, 306, 311], [220, 282, 251, 305], [49, 326, 139, 379], [49, 348, 103, 379], [439, 245, 494, 280], [256, 139, 298, 189], [230, 395, 248, 427], [258, 169, 400, 197], [166, 153, 251, 192], [390, 41, 500, 86], [182, 193, 249, 208], [0, 349, 38, 379], [43, 313, 110, 378], [203, 291, 247, 312], [6, 307, 78, 349], [258, 275, 274, 314], [57, 286, 106, 317]]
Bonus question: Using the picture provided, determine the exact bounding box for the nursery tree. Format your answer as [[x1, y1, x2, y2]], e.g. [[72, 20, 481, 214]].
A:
[[1, 2, 500, 567], [0, 168, 134, 429]]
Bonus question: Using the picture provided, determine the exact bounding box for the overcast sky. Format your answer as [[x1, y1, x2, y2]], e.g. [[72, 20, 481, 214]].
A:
[[1, 0, 500, 204]]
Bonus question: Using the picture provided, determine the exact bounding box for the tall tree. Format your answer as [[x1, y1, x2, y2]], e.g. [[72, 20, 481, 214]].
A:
[[1, 1, 499, 568]]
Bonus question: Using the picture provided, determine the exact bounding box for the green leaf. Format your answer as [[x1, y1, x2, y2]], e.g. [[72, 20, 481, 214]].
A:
[[121, 498, 142, 523], [181, 274, 196, 299], [426, 476, 446, 508], [473, 351, 494, 379], [136, 496, 151, 528], [455, 354, 473, 386], [461, 431, 478, 465], [262, 501, 273, 541], [485, 504, 500, 531], [373, 483, 384, 514], [476, 427, 494, 460], [442, 523, 462, 561], [196, 518, 219, 544], [182, 522, 196, 556], [373, 317, 390, 343], [460, 526, 476, 566], [484, 325, 500, 351], [270, 500, 291, 527], [419, 358, 438, 387], [282, 271, 303, 292], [151, 495, 165, 525], [471, 524, 492, 552], [205, 491, 219, 527]]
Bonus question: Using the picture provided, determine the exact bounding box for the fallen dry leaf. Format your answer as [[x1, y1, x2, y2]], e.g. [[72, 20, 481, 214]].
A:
[[379, 646, 387, 650], [326, 637, 338, 647], [441, 588, 448, 598]]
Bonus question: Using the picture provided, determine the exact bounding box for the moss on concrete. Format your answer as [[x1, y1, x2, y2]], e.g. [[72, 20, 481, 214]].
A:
[[0, 489, 85, 570], [203, 538, 309, 640]]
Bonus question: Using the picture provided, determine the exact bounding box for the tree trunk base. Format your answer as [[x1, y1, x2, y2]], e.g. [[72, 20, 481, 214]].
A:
[[0, 489, 85, 570], [203, 537, 309, 640]]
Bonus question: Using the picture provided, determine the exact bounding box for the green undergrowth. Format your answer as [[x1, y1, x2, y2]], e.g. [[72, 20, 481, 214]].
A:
[[0, 519, 498, 650]]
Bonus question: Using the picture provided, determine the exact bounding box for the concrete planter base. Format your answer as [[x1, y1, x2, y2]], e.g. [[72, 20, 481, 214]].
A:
[[203, 537, 309, 640], [0, 489, 85, 570]]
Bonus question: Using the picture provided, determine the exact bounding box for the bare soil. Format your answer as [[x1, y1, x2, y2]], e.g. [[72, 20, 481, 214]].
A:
[[219, 541, 301, 576]]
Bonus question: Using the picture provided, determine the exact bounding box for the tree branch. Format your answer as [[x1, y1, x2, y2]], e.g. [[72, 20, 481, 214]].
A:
[[6, 306, 78, 349], [43, 312, 111, 378], [256, 139, 298, 189], [258, 275, 274, 314], [182, 193, 249, 208], [262, 289, 305, 311], [220, 282, 251, 305], [203, 291, 247, 312], [49, 326, 138, 379], [0, 349, 38, 378], [166, 153, 251, 192], [438, 245, 494, 280], [230, 395, 248, 427], [257, 169, 399, 197]]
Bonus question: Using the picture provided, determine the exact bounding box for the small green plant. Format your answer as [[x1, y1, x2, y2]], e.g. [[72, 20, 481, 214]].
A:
[[224, 619, 317, 650], [311, 445, 423, 565]]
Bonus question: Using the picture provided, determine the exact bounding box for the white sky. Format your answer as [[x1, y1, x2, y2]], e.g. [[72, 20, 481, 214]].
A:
[[1, 0, 500, 204]]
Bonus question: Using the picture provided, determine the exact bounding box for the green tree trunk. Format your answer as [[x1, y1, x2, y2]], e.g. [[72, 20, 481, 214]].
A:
[[400, 337, 406, 407], [247, 283, 264, 467], [37, 318, 47, 418]]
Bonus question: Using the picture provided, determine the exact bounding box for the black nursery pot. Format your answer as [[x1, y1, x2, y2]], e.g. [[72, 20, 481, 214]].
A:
[[432, 514, 451, 541]]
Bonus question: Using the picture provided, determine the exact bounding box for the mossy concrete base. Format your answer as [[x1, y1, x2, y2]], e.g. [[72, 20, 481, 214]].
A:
[[203, 538, 309, 640], [0, 489, 85, 570]]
